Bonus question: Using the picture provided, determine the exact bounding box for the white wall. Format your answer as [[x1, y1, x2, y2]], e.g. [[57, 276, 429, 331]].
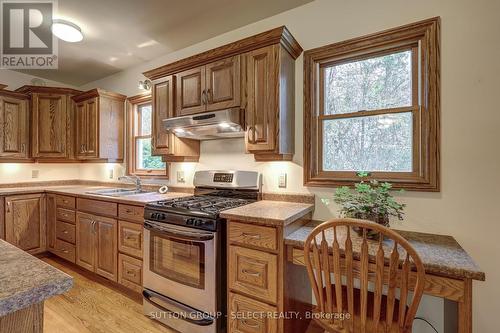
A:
[[80, 1, 500, 332], [0, 69, 74, 90]]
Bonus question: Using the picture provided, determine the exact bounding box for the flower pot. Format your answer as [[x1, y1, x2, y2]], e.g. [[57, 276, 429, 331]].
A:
[[350, 213, 389, 240]]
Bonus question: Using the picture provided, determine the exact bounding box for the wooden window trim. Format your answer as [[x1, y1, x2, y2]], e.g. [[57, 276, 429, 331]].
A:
[[126, 93, 168, 179], [303, 17, 440, 191]]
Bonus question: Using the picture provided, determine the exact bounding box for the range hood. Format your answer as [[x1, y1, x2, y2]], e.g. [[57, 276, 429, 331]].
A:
[[163, 108, 245, 140]]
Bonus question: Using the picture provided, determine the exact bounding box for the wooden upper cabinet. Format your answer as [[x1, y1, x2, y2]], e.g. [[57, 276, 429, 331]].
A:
[[73, 89, 126, 161], [206, 55, 240, 111], [152, 77, 174, 155], [32, 93, 68, 158], [244, 46, 277, 152], [175, 55, 241, 115], [0, 92, 29, 159], [175, 66, 206, 115], [4, 194, 46, 254], [243, 44, 297, 161]]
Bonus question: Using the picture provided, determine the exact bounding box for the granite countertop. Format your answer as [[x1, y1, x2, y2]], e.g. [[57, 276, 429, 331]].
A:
[[0, 185, 192, 206], [220, 200, 314, 226], [285, 221, 485, 281], [0, 240, 73, 316]]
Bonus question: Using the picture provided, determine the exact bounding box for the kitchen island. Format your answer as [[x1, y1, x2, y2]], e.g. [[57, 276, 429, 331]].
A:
[[0, 240, 73, 333]]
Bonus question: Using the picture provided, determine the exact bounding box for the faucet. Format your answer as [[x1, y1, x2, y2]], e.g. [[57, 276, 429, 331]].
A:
[[118, 175, 142, 191]]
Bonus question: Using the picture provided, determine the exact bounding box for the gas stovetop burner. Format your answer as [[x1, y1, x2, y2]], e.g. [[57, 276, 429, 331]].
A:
[[147, 195, 254, 218]]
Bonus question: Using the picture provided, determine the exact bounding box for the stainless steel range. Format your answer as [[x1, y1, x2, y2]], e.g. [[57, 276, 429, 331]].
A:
[[143, 170, 261, 333]]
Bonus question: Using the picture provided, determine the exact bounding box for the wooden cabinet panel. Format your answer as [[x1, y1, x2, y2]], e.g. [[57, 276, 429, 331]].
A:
[[229, 246, 278, 304], [118, 220, 143, 258], [56, 208, 75, 224], [77, 198, 117, 217], [56, 220, 75, 244], [4, 194, 46, 254], [206, 55, 241, 111], [229, 222, 277, 251], [75, 101, 87, 157], [118, 204, 144, 223], [46, 194, 56, 251], [118, 253, 143, 293], [32, 93, 68, 158], [55, 195, 75, 209], [94, 216, 118, 281], [244, 46, 277, 152], [175, 66, 206, 115], [0, 96, 29, 159], [54, 239, 76, 263], [152, 77, 174, 155], [229, 292, 278, 333], [85, 98, 99, 158], [76, 212, 95, 271]]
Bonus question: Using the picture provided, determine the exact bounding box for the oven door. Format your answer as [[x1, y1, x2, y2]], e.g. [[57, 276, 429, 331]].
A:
[[143, 220, 217, 314]]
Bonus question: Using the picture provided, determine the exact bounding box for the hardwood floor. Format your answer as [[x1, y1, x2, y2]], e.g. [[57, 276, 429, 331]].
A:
[[42, 257, 175, 333]]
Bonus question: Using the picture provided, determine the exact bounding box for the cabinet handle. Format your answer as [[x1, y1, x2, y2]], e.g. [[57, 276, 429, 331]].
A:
[[201, 90, 207, 105], [242, 269, 261, 277], [84, 144, 87, 153], [125, 209, 133, 214], [207, 88, 212, 103], [62, 249, 69, 254], [92, 220, 97, 233], [126, 270, 136, 276], [241, 319, 259, 328], [247, 125, 255, 143], [241, 232, 261, 239], [6, 201, 11, 213], [62, 230, 68, 234], [63, 200, 69, 204], [80, 144, 85, 153], [21, 143, 25, 153], [125, 235, 135, 240]]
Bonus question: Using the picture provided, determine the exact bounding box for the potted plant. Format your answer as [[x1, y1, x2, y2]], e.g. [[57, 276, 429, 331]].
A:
[[333, 172, 405, 239]]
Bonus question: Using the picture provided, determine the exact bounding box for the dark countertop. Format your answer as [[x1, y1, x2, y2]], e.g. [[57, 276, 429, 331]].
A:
[[220, 200, 315, 226], [285, 221, 485, 281], [0, 240, 73, 316]]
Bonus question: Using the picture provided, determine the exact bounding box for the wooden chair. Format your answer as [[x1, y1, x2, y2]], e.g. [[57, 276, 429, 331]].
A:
[[304, 218, 425, 333]]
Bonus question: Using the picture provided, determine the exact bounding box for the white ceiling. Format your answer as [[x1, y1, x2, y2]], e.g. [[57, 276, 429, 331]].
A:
[[18, 0, 313, 86]]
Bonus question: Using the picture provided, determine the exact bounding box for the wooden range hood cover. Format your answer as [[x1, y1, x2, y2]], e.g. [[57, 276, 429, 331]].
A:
[[143, 26, 303, 80]]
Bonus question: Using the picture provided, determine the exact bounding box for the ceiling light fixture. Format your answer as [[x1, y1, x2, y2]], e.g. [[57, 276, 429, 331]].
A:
[[138, 79, 152, 91], [51, 19, 83, 43]]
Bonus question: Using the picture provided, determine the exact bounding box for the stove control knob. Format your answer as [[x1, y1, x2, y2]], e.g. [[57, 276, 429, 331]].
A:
[[159, 213, 166, 220], [186, 218, 194, 225], [194, 219, 203, 226]]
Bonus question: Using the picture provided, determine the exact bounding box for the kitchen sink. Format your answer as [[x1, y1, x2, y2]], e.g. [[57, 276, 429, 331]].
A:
[[86, 188, 154, 197]]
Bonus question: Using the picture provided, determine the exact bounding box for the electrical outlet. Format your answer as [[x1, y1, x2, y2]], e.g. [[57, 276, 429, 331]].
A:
[[32, 170, 39, 179], [177, 171, 185, 183], [108, 169, 114, 179], [278, 172, 287, 188]]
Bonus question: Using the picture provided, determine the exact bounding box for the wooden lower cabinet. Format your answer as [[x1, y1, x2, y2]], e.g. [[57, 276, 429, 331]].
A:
[[118, 253, 143, 293], [4, 194, 46, 254], [229, 293, 278, 333], [118, 220, 143, 258], [76, 212, 118, 282], [46, 194, 56, 251]]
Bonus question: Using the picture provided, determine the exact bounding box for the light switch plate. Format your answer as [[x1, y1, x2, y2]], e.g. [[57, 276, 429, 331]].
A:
[[278, 172, 287, 188], [177, 171, 185, 183], [108, 169, 114, 179], [32, 170, 39, 178]]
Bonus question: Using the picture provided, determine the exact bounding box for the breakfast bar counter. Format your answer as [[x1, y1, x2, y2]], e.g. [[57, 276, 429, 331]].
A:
[[285, 221, 485, 333]]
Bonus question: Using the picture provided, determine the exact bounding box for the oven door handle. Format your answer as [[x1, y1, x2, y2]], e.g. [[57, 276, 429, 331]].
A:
[[143, 289, 215, 326], [144, 221, 215, 241]]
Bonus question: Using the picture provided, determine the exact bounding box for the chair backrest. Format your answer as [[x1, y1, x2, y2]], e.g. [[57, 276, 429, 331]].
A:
[[304, 218, 425, 333]]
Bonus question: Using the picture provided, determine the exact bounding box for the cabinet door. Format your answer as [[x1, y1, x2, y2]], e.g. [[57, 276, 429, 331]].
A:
[[46, 194, 56, 251], [85, 98, 99, 158], [32, 93, 68, 158], [0, 96, 29, 158], [152, 77, 174, 155], [244, 46, 277, 152], [5, 194, 46, 254], [76, 212, 95, 271], [95, 216, 118, 281], [175, 66, 206, 115], [206, 55, 241, 111], [75, 101, 87, 158]]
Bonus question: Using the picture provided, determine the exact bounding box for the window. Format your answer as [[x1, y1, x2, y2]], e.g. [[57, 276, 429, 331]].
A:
[[304, 17, 440, 191], [127, 94, 167, 177]]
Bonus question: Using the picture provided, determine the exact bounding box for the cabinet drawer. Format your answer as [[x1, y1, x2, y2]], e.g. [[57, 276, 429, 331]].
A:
[[228, 292, 278, 333], [118, 254, 143, 293], [56, 195, 75, 209], [56, 208, 75, 224], [229, 246, 277, 304], [118, 220, 143, 258], [229, 222, 277, 251], [77, 198, 117, 217], [54, 239, 75, 263], [118, 204, 144, 223], [56, 220, 75, 244]]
